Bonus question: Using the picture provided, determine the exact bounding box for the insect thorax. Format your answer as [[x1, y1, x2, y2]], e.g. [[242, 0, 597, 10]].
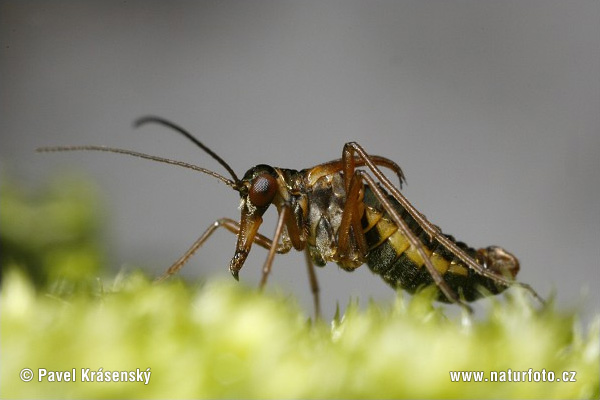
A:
[[305, 172, 364, 269]]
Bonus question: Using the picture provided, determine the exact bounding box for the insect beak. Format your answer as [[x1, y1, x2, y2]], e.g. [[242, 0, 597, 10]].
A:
[[229, 201, 264, 280]]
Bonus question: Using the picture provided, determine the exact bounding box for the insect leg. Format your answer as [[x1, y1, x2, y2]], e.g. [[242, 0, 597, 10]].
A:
[[259, 205, 291, 289], [358, 171, 473, 312], [306, 156, 405, 189], [369, 155, 406, 188], [336, 170, 369, 266], [343, 142, 544, 305], [155, 217, 290, 283], [258, 205, 323, 319], [341, 145, 469, 309], [304, 248, 321, 318]]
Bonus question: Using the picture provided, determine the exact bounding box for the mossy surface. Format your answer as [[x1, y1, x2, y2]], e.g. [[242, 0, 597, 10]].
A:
[[2, 273, 599, 399], [1, 173, 105, 290], [1, 175, 599, 399]]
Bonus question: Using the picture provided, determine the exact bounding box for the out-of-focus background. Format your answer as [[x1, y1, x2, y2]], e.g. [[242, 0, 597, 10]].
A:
[[1, 1, 598, 319]]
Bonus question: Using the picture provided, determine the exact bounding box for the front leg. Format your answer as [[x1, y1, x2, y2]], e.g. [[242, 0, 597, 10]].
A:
[[155, 217, 291, 283]]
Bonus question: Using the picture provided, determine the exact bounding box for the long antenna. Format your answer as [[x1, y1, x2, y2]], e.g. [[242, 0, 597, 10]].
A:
[[36, 145, 237, 189], [134, 116, 241, 185]]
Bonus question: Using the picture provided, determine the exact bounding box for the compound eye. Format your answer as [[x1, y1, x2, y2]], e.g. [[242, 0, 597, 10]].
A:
[[248, 173, 277, 207]]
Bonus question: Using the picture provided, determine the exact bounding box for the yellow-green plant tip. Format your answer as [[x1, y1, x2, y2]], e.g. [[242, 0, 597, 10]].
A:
[[2, 272, 599, 399]]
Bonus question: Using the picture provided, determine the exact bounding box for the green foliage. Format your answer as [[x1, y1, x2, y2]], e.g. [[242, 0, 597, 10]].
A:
[[1, 173, 105, 290], [1, 175, 599, 399], [1, 273, 598, 399]]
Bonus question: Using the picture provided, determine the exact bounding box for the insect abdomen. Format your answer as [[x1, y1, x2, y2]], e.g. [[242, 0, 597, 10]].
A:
[[361, 186, 507, 302]]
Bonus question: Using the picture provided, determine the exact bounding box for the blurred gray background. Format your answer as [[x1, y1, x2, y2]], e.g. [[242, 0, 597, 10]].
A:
[[1, 1, 598, 320]]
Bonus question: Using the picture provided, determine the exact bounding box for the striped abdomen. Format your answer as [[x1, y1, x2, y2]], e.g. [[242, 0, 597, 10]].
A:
[[361, 186, 512, 302]]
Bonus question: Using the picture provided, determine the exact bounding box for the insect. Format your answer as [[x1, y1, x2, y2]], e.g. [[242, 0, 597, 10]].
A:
[[38, 116, 544, 315]]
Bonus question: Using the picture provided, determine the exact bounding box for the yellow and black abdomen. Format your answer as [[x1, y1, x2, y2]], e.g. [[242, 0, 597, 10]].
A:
[[361, 186, 507, 302]]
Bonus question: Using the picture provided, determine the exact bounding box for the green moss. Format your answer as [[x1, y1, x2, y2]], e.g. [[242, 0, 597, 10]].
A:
[[1, 272, 598, 399], [1, 173, 105, 290], [1, 174, 598, 399]]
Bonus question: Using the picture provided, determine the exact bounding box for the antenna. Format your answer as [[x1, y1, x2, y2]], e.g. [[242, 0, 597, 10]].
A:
[[134, 116, 241, 185], [36, 145, 238, 189]]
